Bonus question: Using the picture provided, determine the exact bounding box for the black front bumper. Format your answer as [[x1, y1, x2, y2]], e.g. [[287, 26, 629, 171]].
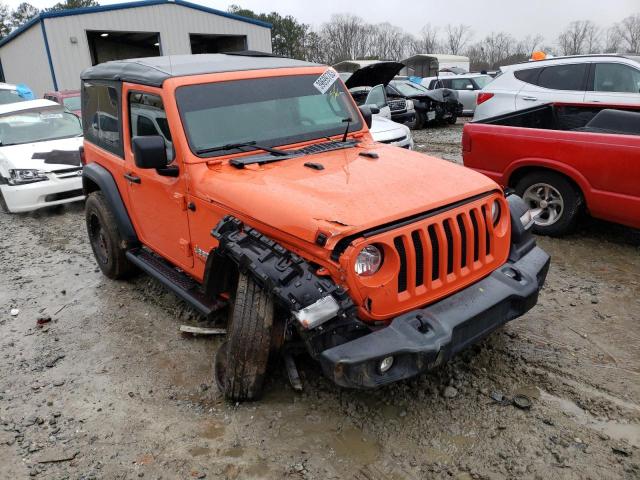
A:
[[391, 111, 416, 125], [319, 246, 550, 388]]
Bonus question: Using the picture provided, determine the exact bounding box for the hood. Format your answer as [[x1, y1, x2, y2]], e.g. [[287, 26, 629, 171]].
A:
[[370, 116, 407, 135], [0, 136, 83, 174], [344, 62, 404, 89], [190, 143, 499, 246], [420, 88, 459, 103]]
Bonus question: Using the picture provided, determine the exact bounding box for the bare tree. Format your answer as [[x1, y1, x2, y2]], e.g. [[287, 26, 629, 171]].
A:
[[415, 23, 439, 53], [444, 24, 472, 55], [369, 23, 409, 60], [321, 14, 372, 64], [557, 20, 598, 55], [517, 34, 545, 57], [617, 14, 640, 53], [604, 26, 622, 53]]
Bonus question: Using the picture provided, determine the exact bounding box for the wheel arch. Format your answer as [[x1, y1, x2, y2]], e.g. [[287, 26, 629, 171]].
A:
[[506, 161, 589, 208], [82, 163, 138, 246]]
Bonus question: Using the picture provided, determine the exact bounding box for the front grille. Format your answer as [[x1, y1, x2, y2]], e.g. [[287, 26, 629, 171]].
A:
[[44, 189, 83, 202], [388, 98, 407, 112], [392, 204, 497, 294]]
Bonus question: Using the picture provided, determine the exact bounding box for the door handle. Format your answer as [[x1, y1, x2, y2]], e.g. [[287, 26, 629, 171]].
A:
[[522, 96, 538, 101], [124, 173, 141, 184]]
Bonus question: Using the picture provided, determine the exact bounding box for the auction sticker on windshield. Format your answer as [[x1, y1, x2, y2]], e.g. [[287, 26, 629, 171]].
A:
[[313, 69, 339, 94]]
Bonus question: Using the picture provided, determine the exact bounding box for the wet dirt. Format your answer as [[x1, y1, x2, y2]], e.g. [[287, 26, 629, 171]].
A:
[[1, 122, 639, 479]]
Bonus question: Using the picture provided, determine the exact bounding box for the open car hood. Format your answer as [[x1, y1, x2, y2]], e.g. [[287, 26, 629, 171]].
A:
[[344, 62, 404, 89], [418, 88, 460, 103]]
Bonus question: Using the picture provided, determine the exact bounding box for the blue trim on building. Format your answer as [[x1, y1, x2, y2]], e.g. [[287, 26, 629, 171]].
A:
[[39, 18, 58, 91], [0, 0, 272, 48]]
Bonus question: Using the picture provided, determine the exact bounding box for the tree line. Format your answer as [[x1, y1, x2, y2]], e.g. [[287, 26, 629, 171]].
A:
[[229, 5, 640, 71]]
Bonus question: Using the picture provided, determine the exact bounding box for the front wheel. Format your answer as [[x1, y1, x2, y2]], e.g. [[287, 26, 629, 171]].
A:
[[214, 272, 274, 402], [447, 115, 457, 125], [85, 191, 135, 279], [0, 189, 9, 214], [515, 171, 582, 236]]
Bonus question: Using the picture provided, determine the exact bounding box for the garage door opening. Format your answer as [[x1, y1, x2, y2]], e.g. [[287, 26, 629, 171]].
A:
[[190, 34, 247, 54], [87, 30, 161, 66]]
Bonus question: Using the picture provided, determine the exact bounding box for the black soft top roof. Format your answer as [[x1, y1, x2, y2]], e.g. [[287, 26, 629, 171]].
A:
[[81, 52, 321, 87]]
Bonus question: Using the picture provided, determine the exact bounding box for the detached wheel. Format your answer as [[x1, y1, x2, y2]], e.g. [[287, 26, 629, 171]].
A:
[[214, 272, 274, 402], [85, 191, 134, 279], [515, 171, 582, 236]]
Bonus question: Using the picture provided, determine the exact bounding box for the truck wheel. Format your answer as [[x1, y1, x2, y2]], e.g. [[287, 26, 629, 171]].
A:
[[85, 191, 135, 279], [515, 171, 582, 236], [412, 112, 424, 130], [214, 272, 274, 402], [447, 115, 457, 125]]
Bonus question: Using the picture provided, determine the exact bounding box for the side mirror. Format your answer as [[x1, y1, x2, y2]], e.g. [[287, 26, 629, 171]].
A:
[[132, 135, 168, 169], [358, 105, 377, 128]]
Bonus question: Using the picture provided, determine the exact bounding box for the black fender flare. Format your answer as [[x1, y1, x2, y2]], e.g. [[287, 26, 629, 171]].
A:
[[82, 162, 138, 246]]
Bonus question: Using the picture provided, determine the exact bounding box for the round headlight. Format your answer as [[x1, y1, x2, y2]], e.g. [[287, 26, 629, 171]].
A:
[[491, 200, 501, 226], [355, 245, 382, 276]]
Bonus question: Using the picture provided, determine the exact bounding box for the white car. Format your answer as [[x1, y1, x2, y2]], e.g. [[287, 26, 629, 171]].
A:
[[0, 99, 84, 213], [473, 54, 640, 121], [370, 115, 414, 149], [0, 82, 26, 106], [422, 74, 493, 115]]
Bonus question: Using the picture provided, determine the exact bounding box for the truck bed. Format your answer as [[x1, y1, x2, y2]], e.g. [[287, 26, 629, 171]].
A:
[[462, 103, 640, 230]]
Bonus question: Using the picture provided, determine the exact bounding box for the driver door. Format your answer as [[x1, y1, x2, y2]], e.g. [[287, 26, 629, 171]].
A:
[[123, 87, 193, 269]]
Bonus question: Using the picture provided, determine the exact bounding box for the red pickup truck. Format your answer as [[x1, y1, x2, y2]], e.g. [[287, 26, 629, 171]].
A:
[[462, 103, 640, 235]]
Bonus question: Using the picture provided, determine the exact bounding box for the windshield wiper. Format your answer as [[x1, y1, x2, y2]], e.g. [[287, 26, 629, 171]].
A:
[[196, 141, 289, 156]]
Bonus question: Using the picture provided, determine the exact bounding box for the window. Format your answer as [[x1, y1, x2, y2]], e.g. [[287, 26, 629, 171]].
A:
[[514, 68, 542, 85], [451, 78, 474, 90], [472, 76, 492, 89], [0, 89, 25, 105], [0, 110, 81, 146], [129, 92, 173, 161], [593, 63, 640, 93], [82, 82, 122, 156], [176, 75, 361, 157], [62, 96, 81, 112], [366, 85, 386, 108], [537, 64, 587, 91]]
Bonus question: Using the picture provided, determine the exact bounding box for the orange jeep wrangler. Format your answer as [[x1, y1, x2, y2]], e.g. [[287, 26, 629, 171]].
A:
[[80, 53, 550, 401]]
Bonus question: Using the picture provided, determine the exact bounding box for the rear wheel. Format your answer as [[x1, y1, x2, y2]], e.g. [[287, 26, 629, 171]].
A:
[[214, 272, 274, 402], [85, 191, 135, 279], [515, 171, 582, 236]]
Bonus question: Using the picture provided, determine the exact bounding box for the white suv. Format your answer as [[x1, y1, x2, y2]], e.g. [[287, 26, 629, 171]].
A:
[[473, 54, 640, 121]]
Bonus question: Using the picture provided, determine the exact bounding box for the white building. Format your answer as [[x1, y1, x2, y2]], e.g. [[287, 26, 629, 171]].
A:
[[0, 0, 272, 96]]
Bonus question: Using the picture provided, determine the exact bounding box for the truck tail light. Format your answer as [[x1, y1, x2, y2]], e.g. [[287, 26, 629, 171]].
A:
[[462, 130, 471, 152], [79, 146, 86, 166], [477, 92, 494, 106]]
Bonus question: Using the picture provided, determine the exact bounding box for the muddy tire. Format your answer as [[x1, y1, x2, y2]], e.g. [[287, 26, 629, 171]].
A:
[[515, 171, 582, 236], [85, 191, 135, 279], [215, 272, 274, 402]]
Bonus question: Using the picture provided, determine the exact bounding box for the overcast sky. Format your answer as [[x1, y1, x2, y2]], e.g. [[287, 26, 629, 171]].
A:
[[6, 0, 640, 42]]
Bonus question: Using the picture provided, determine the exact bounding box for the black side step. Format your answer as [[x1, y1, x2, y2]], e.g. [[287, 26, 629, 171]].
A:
[[126, 248, 226, 317]]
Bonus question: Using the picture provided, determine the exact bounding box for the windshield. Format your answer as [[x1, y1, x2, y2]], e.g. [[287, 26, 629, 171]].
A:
[[391, 81, 429, 96], [63, 95, 81, 111], [0, 110, 82, 146], [0, 89, 25, 105], [176, 74, 362, 157], [473, 76, 493, 89]]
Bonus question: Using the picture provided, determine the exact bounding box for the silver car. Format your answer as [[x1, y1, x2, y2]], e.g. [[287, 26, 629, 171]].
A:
[[422, 74, 493, 115], [473, 54, 640, 121]]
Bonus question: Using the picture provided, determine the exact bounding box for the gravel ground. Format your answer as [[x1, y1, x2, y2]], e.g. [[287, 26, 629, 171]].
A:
[[1, 121, 639, 479]]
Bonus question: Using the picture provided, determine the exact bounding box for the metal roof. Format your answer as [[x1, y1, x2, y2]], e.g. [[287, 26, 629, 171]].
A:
[[81, 53, 321, 87], [0, 0, 271, 49]]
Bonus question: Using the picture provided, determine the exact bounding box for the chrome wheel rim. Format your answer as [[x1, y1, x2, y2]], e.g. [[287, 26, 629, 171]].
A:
[[522, 183, 564, 226]]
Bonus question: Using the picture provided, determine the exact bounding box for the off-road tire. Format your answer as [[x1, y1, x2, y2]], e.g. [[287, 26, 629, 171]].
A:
[[215, 272, 274, 402], [0, 190, 9, 213], [85, 191, 135, 279], [515, 171, 582, 237]]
